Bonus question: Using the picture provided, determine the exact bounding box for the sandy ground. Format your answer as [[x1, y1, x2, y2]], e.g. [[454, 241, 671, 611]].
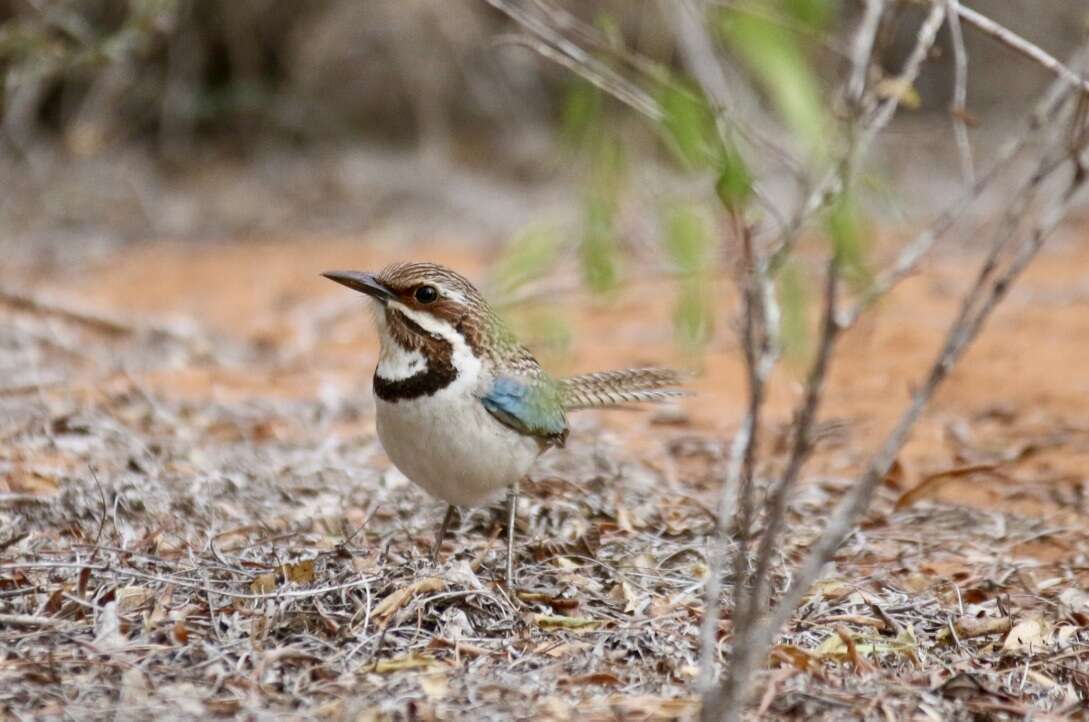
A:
[[48, 230, 1089, 517]]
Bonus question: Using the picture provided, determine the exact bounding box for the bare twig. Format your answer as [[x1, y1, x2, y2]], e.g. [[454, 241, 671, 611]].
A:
[[0, 284, 203, 345], [847, 0, 886, 105], [0, 613, 65, 628], [844, 40, 1089, 326], [769, 1, 946, 272], [956, 4, 1089, 95], [751, 124, 1089, 683], [486, 0, 663, 121], [0, 561, 379, 601], [747, 259, 840, 621], [945, 0, 975, 185], [710, 259, 844, 720]]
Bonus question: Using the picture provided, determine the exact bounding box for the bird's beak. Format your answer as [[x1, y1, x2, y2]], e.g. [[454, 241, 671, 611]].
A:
[[321, 271, 395, 304]]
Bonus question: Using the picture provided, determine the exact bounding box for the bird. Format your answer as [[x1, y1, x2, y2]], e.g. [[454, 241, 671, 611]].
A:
[[323, 262, 684, 583]]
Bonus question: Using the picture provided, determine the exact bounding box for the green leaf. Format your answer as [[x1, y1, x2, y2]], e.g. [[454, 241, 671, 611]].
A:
[[582, 197, 620, 293], [580, 138, 625, 294], [663, 204, 710, 273], [782, 0, 839, 31], [658, 81, 719, 169], [719, 3, 828, 154], [826, 193, 871, 289], [778, 260, 809, 361], [715, 142, 753, 212], [561, 78, 603, 148], [493, 224, 561, 298], [663, 204, 714, 351]]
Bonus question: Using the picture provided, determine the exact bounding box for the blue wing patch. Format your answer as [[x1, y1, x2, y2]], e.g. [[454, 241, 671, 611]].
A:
[[480, 375, 569, 446]]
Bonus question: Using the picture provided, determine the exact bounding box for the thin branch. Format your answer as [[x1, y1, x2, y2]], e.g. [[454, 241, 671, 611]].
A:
[[945, 0, 975, 185], [710, 259, 841, 720], [847, 0, 886, 105], [697, 213, 776, 697], [0, 284, 194, 342], [0, 613, 65, 628], [843, 40, 1089, 326], [699, 215, 774, 722], [747, 258, 840, 623], [855, 2, 947, 163], [0, 561, 379, 601], [769, 2, 946, 272], [485, 0, 664, 121], [956, 3, 1089, 95], [752, 126, 1089, 679]]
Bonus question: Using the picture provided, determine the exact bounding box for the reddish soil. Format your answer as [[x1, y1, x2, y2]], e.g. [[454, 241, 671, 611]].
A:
[[50, 232, 1089, 526]]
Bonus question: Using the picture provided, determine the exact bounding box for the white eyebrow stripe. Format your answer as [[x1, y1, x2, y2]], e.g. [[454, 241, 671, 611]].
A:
[[442, 288, 467, 304], [387, 301, 446, 336], [385, 300, 482, 395]]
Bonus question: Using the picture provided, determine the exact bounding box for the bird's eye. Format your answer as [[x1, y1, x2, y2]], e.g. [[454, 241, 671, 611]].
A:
[[414, 285, 439, 304]]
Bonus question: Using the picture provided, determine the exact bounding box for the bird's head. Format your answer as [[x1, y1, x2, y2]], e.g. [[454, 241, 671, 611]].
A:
[[322, 262, 496, 358]]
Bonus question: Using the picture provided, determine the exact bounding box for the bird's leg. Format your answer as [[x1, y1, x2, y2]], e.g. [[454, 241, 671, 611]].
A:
[[505, 479, 520, 587], [431, 504, 458, 563]]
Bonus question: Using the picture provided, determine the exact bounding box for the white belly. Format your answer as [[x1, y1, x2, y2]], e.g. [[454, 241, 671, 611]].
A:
[[375, 389, 542, 507]]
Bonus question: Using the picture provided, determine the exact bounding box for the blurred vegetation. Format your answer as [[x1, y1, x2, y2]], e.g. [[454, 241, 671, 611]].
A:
[[2, 0, 1086, 356], [2, 0, 1084, 157]]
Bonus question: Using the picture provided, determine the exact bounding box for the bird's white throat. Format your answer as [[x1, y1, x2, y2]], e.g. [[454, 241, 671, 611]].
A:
[[371, 300, 484, 395]]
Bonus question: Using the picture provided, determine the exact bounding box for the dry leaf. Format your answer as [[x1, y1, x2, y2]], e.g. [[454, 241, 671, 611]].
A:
[[172, 619, 189, 644], [1056, 625, 1078, 645], [419, 673, 448, 699], [770, 645, 818, 674], [895, 463, 998, 510], [836, 626, 876, 673], [537, 641, 592, 658], [116, 585, 153, 611], [558, 672, 622, 687], [372, 654, 437, 673], [875, 78, 921, 109], [282, 559, 316, 584], [1002, 618, 1049, 652], [615, 505, 635, 533], [119, 668, 149, 707], [250, 573, 277, 594], [373, 577, 444, 622], [94, 601, 125, 651], [1058, 587, 1089, 611], [533, 614, 602, 630], [816, 624, 917, 663], [147, 585, 174, 629], [883, 458, 911, 489], [950, 615, 1012, 640], [606, 581, 640, 614], [605, 696, 698, 718], [677, 664, 700, 680], [808, 580, 852, 602], [1026, 670, 1058, 689], [518, 591, 579, 611], [352, 552, 382, 574]]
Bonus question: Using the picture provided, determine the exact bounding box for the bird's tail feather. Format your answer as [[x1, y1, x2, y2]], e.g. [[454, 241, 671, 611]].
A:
[[560, 367, 687, 410]]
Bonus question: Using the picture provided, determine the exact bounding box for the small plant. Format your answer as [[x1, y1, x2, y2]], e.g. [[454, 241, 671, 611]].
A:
[[486, 0, 1089, 717]]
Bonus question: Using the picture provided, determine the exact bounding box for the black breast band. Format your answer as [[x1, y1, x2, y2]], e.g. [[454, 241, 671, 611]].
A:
[[373, 310, 458, 402]]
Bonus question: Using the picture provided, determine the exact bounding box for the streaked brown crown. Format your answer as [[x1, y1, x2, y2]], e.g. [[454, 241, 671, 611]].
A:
[[378, 262, 544, 376]]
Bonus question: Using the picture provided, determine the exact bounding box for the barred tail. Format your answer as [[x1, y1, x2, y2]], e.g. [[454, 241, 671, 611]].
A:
[[560, 367, 687, 410]]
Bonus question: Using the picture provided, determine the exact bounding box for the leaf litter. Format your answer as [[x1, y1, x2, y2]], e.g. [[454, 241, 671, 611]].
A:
[[1, 243, 1089, 720]]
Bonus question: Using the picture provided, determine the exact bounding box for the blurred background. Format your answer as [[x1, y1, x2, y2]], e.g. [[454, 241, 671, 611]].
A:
[[2, 0, 1086, 264], [2, 0, 1088, 402]]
